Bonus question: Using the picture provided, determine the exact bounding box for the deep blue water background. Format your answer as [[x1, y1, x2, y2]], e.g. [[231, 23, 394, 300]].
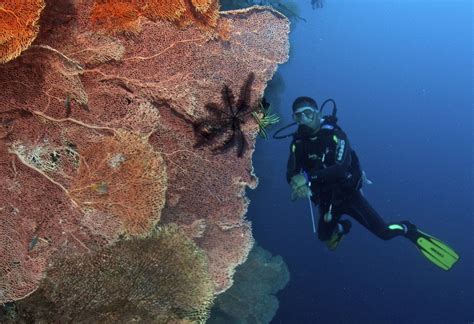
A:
[[247, 1, 473, 323]]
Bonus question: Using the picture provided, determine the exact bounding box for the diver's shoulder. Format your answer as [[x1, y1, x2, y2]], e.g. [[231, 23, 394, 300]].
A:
[[319, 122, 348, 138], [319, 121, 342, 133]]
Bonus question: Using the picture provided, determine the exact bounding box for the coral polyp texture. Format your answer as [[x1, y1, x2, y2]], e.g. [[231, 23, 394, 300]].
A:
[[15, 225, 215, 323], [0, 0, 289, 312], [0, 0, 45, 63]]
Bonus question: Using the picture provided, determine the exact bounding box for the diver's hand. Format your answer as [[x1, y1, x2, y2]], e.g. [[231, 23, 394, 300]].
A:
[[290, 174, 312, 201], [291, 185, 312, 201], [290, 174, 307, 189]]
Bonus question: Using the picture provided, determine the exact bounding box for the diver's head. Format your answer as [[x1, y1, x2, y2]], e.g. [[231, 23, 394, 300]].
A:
[[292, 96, 321, 130]]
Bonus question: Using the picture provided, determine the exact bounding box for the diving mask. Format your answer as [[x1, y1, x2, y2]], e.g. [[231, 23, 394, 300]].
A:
[[293, 106, 317, 125]]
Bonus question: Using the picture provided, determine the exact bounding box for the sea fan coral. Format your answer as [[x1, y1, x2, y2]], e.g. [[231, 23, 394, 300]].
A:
[[209, 243, 290, 323], [0, 0, 45, 63], [89, 0, 142, 33], [15, 225, 215, 323], [91, 0, 220, 34], [192, 0, 215, 13], [0, 1, 290, 304], [67, 129, 167, 236]]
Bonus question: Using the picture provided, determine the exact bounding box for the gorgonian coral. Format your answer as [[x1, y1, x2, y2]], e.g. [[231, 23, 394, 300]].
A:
[[91, 0, 220, 34], [0, 0, 45, 63], [89, 0, 142, 33], [15, 225, 215, 323]]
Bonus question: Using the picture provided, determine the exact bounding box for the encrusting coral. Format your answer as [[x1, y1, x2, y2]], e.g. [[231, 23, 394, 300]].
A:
[[0, 0, 45, 63], [14, 225, 215, 323]]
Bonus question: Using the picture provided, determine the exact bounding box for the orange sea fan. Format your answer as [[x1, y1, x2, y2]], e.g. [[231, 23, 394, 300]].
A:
[[90, 0, 142, 33], [191, 0, 214, 14], [139, 0, 187, 23], [0, 0, 45, 63], [183, 0, 220, 29], [90, 0, 220, 34]]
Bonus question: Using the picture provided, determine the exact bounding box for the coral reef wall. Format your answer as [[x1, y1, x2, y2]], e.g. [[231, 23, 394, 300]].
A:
[[0, 0, 289, 307]]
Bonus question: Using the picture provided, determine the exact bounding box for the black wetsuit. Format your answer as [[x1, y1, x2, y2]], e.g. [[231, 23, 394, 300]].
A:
[[286, 121, 406, 241]]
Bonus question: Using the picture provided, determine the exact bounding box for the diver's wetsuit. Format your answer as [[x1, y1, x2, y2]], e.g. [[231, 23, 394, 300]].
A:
[[286, 121, 406, 241]]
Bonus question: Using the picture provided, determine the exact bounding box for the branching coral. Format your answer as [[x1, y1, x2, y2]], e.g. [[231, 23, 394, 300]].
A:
[[0, 0, 45, 63], [15, 225, 215, 323], [193, 72, 257, 158]]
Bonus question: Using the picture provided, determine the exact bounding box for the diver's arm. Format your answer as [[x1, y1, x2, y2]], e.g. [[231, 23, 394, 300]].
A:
[[311, 131, 351, 185], [286, 140, 303, 183]]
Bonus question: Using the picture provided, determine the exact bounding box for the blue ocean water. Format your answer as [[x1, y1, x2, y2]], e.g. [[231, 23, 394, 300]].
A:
[[248, 1, 473, 323]]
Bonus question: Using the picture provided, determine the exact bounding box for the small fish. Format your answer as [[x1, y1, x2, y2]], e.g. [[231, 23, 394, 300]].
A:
[[91, 181, 109, 195], [28, 235, 39, 251], [80, 103, 90, 112], [65, 95, 71, 117], [362, 170, 373, 185], [312, 0, 324, 9]]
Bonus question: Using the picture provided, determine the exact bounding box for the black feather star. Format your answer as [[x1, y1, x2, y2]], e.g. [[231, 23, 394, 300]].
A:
[[193, 72, 256, 158]]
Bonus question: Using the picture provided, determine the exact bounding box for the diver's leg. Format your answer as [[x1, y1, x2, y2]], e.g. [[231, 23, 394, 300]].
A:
[[317, 199, 351, 250], [345, 190, 405, 240], [317, 201, 338, 241], [345, 191, 459, 269]]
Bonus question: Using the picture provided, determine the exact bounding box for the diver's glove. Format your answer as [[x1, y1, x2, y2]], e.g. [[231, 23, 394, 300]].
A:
[[290, 174, 312, 201]]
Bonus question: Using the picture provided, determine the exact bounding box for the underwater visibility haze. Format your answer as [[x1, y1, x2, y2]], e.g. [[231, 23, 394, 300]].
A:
[[249, 1, 473, 323]]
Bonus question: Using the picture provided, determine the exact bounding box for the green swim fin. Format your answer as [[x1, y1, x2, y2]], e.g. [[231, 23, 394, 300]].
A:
[[408, 229, 460, 271], [326, 232, 344, 251]]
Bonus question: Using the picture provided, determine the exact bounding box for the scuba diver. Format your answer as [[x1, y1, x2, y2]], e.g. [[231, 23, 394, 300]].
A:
[[274, 96, 459, 271]]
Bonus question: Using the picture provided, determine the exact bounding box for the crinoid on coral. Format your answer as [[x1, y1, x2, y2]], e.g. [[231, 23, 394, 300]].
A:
[[15, 225, 215, 323], [193, 72, 258, 158], [251, 97, 280, 139], [0, 0, 45, 63]]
